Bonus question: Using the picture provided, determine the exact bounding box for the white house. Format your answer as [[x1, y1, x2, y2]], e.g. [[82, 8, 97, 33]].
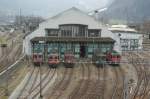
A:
[[109, 25, 143, 51]]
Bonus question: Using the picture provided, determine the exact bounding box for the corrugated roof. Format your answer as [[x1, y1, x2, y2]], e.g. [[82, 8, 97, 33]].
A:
[[31, 37, 115, 43]]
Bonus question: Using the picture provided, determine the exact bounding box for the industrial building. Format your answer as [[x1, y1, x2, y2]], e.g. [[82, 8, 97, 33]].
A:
[[109, 25, 143, 51], [23, 7, 143, 60]]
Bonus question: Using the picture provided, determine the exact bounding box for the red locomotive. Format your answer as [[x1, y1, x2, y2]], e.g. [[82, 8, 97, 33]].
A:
[[48, 51, 60, 68], [32, 53, 43, 66], [64, 50, 75, 68], [106, 50, 121, 65]]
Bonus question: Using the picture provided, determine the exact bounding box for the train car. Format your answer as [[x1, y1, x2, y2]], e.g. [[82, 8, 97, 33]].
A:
[[92, 49, 106, 67], [32, 53, 43, 66], [64, 50, 75, 68], [48, 51, 60, 68], [106, 50, 121, 65]]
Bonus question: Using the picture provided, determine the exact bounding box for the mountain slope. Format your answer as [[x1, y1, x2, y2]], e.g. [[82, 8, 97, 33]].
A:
[[106, 0, 150, 23]]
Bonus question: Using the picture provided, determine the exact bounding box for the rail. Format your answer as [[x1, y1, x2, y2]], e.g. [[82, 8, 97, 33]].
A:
[[0, 55, 25, 76]]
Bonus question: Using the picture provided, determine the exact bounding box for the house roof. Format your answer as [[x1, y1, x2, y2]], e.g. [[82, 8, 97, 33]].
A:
[[108, 25, 140, 33], [24, 7, 102, 39], [109, 28, 137, 33], [39, 7, 101, 29], [31, 37, 115, 43]]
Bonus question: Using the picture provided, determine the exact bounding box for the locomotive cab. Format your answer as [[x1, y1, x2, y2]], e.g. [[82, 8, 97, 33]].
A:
[[64, 51, 75, 68], [106, 50, 121, 65], [32, 53, 43, 66], [48, 53, 60, 68]]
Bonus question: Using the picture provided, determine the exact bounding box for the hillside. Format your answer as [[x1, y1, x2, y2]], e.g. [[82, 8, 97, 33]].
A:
[[106, 0, 150, 23]]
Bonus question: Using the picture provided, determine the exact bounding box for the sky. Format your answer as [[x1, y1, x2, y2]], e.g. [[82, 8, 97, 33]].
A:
[[0, 0, 112, 18]]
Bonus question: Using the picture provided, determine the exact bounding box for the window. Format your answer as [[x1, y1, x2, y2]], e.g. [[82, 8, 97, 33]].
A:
[[121, 39, 128, 45], [120, 39, 139, 51], [46, 29, 59, 36], [88, 29, 101, 37], [118, 33, 121, 37], [149, 34, 150, 39], [33, 43, 44, 53], [59, 24, 88, 37]]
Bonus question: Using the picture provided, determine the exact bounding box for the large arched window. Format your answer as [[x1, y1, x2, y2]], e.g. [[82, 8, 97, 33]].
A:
[[59, 24, 88, 37]]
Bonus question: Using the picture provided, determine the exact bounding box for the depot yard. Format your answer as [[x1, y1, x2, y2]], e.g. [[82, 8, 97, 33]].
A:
[[0, 59, 28, 99], [5, 51, 150, 99], [0, 31, 149, 99], [0, 7, 150, 99], [0, 31, 26, 99]]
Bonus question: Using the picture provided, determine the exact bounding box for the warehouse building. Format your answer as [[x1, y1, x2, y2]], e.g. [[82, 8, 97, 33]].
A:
[[109, 25, 143, 51], [23, 7, 122, 59]]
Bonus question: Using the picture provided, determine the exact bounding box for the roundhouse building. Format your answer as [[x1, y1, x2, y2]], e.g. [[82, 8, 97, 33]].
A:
[[23, 7, 119, 60]]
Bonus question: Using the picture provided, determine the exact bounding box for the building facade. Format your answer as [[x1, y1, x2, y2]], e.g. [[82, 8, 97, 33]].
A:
[[109, 25, 143, 51], [23, 7, 121, 59]]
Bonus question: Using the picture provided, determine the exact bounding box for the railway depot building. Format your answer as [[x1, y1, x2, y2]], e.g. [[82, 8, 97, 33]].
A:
[[23, 7, 122, 59], [109, 25, 143, 51]]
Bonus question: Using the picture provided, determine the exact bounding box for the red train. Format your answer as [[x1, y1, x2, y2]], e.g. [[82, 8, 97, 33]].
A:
[[32, 53, 43, 66], [48, 52, 60, 68], [64, 51, 75, 68], [106, 50, 121, 65]]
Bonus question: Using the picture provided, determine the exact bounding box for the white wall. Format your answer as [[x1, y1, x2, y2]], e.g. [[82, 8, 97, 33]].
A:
[[23, 28, 45, 55], [101, 27, 121, 53], [114, 32, 143, 50]]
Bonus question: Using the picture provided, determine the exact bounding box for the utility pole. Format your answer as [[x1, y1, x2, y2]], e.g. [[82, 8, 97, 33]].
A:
[[39, 41, 43, 99], [0, 43, 9, 96], [39, 62, 43, 99], [124, 77, 128, 99], [0, 37, 9, 96], [5, 45, 9, 96]]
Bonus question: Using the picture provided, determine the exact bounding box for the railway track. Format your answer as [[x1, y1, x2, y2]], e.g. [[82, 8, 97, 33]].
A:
[[83, 63, 106, 99], [141, 53, 150, 99], [136, 52, 150, 99], [0, 87, 6, 98], [126, 52, 149, 99], [17, 66, 36, 99], [23, 67, 41, 99], [69, 63, 92, 99], [30, 68, 51, 93], [29, 68, 56, 99], [126, 52, 144, 99], [0, 44, 22, 73], [0, 47, 11, 71], [48, 67, 73, 99], [111, 66, 124, 99], [17, 66, 56, 99]]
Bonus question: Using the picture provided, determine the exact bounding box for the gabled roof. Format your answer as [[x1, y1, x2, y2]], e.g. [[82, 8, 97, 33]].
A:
[[50, 7, 88, 19], [40, 7, 101, 29], [24, 7, 102, 39]]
